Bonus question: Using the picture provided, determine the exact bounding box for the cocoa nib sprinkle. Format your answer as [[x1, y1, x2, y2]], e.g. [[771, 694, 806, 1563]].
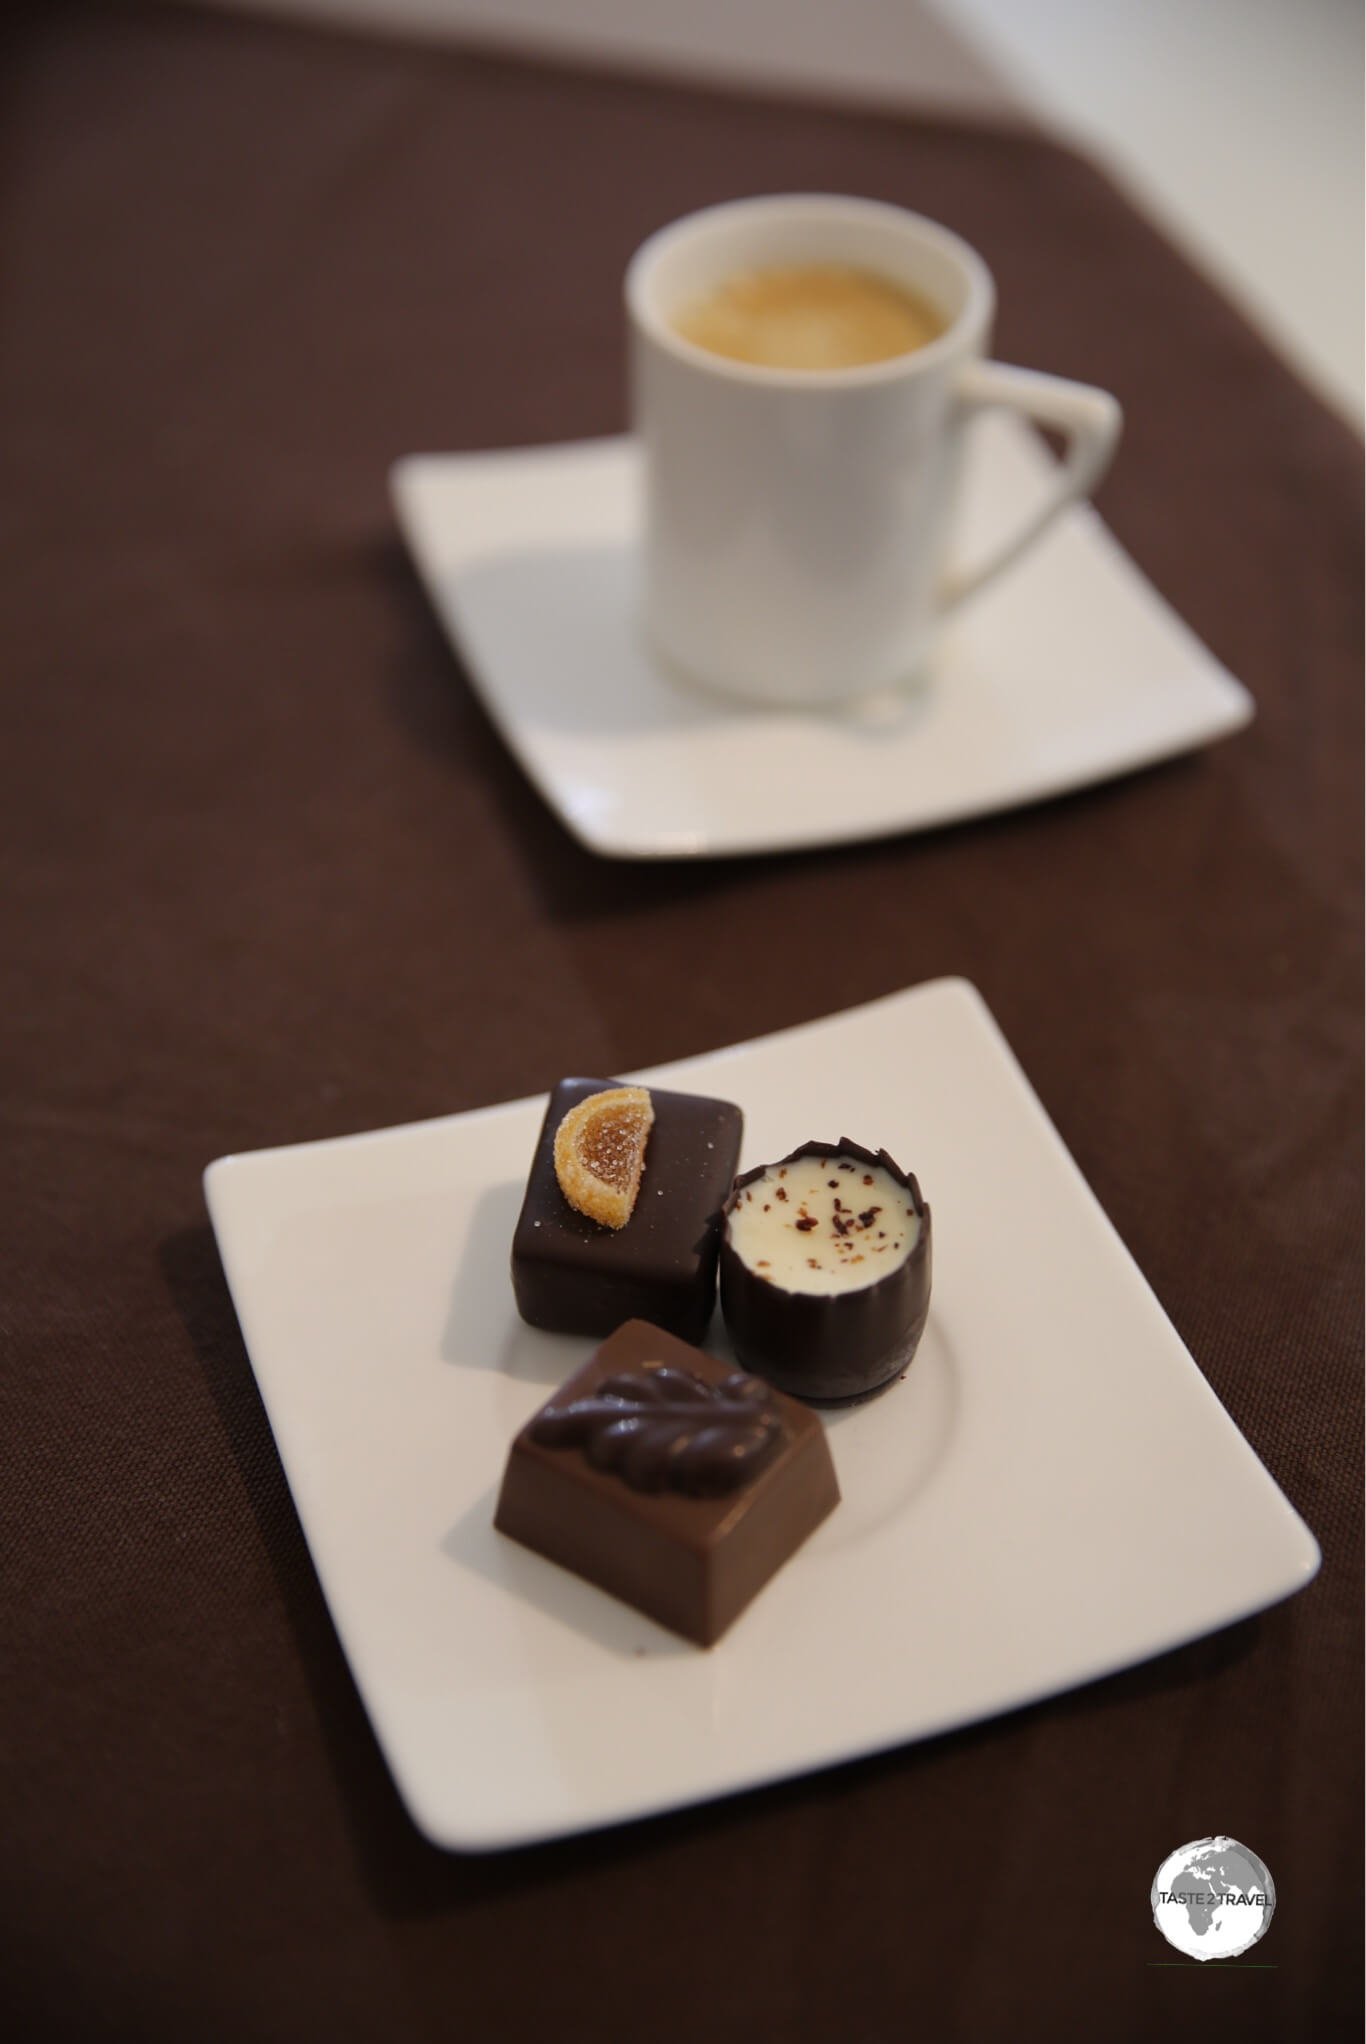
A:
[[794, 1215, 818, 1233], [775, 1186, 788, 1202], [858, 1206, 881, 1227]]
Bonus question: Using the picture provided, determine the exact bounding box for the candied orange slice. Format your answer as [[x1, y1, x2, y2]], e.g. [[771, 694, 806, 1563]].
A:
[[553, 1085, 655, 1230]]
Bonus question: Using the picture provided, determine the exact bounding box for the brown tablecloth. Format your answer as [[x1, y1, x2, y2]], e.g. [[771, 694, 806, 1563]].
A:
[[4, 4, 1361, 2037]]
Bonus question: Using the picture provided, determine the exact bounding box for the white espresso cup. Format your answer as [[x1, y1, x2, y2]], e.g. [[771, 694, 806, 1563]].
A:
[[626, 193, 1122, 707]]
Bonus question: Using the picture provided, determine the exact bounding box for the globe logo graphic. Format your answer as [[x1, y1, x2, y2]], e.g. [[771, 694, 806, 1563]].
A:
[[1151, 1836, 1276, 1961]]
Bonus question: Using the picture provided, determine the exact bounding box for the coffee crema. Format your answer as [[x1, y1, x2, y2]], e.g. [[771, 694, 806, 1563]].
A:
[[671, 262, 945, 370]]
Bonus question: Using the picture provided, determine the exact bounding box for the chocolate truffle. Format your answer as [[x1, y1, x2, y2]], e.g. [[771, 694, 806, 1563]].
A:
[[511, 1078, 743, 1343], [494, 1319, 840, 1645], [719, 1140, 931, 1402]]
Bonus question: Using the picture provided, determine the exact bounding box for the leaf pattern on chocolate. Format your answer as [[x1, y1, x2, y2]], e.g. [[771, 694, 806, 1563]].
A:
[[530, 1364, 784, 1497]]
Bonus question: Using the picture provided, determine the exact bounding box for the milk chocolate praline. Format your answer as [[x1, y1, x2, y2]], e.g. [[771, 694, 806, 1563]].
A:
[[719, 1140, 931, 1403], [494, 1319, 840, 1646]]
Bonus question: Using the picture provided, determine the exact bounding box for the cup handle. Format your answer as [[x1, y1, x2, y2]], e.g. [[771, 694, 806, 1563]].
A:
[[938, 360, 1123, 611]]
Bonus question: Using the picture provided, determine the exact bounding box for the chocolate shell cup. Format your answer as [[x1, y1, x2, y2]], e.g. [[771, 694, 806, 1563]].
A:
[[719, 1140, 931, 1403]]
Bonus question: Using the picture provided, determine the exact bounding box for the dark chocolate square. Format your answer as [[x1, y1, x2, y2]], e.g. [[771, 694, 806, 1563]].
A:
[[493, 1319, 840, 1645], [510, 1078, 743, 1343]]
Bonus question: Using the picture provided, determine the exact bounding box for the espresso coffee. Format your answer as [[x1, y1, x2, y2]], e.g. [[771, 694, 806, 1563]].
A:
[[631, 196, 1122, 704], [672, 262, 945, 370]]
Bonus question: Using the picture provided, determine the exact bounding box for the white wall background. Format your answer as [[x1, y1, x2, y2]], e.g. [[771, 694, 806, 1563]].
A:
[[931, 0, 1363, 422]]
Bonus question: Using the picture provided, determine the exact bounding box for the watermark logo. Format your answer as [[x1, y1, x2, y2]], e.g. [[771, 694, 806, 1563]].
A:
[[1151, 1836, 1276, 1961]]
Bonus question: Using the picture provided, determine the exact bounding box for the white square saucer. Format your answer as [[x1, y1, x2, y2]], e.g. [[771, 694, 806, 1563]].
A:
[[391, 418, 1252, 859], [204, 980, 1316, 1851]]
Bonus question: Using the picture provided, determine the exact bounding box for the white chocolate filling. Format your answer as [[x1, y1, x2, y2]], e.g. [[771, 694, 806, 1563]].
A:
[[726, 1155, 919, 1296]]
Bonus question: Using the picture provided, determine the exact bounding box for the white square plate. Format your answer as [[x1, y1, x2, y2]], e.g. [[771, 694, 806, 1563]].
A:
[[204, 979, 1316, 1851], [391, 421, 1253, 859]]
